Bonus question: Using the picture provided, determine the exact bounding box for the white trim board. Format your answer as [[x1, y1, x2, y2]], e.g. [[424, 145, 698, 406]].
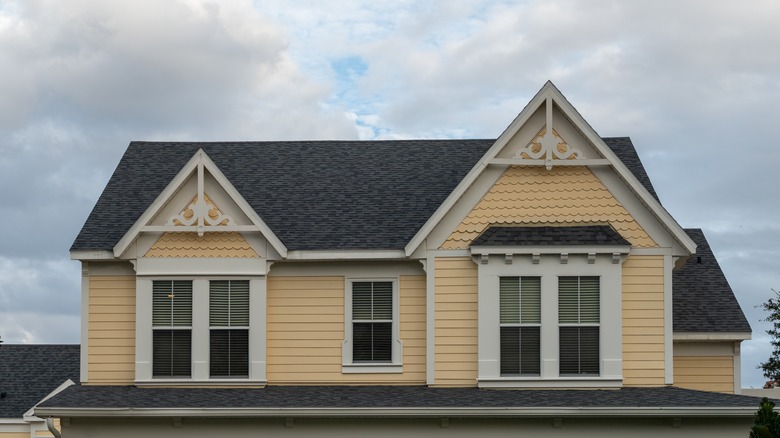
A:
[[404, 81, 696, 257], [112, 149, 288, 259]]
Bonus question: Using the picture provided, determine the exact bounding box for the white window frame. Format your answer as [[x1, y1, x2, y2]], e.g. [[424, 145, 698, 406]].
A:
[[134, 258, 267, 385], [474, 248, 625, 388], [342, 278, 403, 373]]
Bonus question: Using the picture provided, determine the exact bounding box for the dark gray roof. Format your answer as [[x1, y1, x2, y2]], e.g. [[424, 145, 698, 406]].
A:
[[0, 345, 80, 418], [673, 229, 751, 333], [38, 385, 761, 413], [71, 138, 657, 252], [473, 225, 631, 247]]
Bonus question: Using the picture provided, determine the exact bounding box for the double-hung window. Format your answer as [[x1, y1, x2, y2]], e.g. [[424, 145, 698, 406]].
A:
[[351, 281, 393, 362], [152, 280, 193, 378], [499, 276, 541, 375], [558, 276, 600, 375], [209, 280, 250, 378]]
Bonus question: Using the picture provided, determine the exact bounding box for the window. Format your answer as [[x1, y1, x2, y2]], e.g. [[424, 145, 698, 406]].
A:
[[209, 280, 249, 378], [351, 281, 393, 362], [558, 276, 600, 375], [499, 276, 541, 375], [152, 280, 192, 378]]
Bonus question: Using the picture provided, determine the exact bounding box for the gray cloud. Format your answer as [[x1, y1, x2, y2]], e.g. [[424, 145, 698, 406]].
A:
[[0, 0, 776, 388]]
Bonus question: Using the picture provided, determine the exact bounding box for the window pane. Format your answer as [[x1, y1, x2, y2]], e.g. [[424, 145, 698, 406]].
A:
[[500, 327, 520, 374], [500, 327, 540, 375], [499, 277, 520, 324], [520, 326, 541, 375], [558, 277, 579, 323], [372, 282, 393, 320], [153, 281, 192, 327], [153, 329, 191, 377], [210, 329, 249, 378], [352, 282, 373, 320], [520, 277, 541, 324], [210, 280, 249, 327], [353, 322, 392, 362], [559, 327, 599, 375], [579, 277, 600, 323]]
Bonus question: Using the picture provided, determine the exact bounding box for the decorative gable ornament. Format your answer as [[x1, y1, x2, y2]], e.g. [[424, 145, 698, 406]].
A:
[[168, 193, 234, 236], [515, 96, 584, 170]]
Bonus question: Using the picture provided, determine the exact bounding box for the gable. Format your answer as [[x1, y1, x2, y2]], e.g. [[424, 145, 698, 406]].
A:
[[145, 232, 259, 258], [442, 165, 656, 250]]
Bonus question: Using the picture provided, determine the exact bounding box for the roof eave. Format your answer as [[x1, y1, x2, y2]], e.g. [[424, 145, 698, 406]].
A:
[[673, 332, 752, 341], [34, 406, 758, 419]]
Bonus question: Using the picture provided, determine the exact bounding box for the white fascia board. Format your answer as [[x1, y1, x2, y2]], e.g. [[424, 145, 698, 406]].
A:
[[33, 406, 757, 419], [544, 84, 697, 255], [404, 83, 554, 257], [674, 332, 752, 341], [286, 249, 408, 261], [23, 379, 76, 419], [112, 149, 288, 259], [0, 419, 29, 424], [471, 245, 630, 255], [112, 150, 203, 258], [70, 250, 115, 261], [199, 151, 288, 258], [404, 81, 697, 257]]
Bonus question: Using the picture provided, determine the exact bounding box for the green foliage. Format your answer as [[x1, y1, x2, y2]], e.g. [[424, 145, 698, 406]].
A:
[[751, 398, 780, 438], [760, 289, 780, 382]]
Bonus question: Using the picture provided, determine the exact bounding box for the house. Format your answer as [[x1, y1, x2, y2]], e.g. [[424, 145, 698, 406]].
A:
[[36, 82, 758, 436], [0, 344, 79, 438]]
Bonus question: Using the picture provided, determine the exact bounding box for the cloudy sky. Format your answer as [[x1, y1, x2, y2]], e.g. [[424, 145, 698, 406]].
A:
[[0, 0, 778, 388]]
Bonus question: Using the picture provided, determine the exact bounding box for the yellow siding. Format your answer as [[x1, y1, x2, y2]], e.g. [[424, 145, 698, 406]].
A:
[[674, 356, 734, 393], [0, 433, 29, 438], [442, 166, 656, 249], [266, 275, 426, 384], [433, 257, 478, 387], [622, 255, 665, 386], [145, 232, 258, 258], [88, 275, 136, 385]]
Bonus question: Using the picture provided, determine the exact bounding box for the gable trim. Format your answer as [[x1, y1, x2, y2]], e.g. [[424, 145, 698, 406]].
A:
[[404, 82, 696, 256], [112, 149, 288, 259]]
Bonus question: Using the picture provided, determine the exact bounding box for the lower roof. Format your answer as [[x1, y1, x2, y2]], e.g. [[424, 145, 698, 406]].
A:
[[36, 385, 762, 418]]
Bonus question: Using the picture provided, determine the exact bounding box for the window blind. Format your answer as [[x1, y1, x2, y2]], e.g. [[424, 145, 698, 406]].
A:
[[152, 280, 193, 378], [209, 280, 249, 378], [499, 277, 541, 375], [352, 281, 393, 362]]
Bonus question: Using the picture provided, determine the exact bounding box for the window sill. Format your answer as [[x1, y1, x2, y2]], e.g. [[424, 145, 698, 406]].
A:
[[341, 363, 403, 374], [136, 379, 267, 387], [478, 377, 622, 389]]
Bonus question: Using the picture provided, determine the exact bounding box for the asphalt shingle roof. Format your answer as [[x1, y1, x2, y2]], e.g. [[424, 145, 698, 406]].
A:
[[38, 385, 761, 411], [473, 225, 631, 247], [71, 138, 656, 252], [0, 345, 80, 418], [673, 229, 751, 333]]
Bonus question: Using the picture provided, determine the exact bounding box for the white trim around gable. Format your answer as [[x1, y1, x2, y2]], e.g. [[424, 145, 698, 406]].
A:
[[404, 81, 696, 258], [112, 149, 288, 260]]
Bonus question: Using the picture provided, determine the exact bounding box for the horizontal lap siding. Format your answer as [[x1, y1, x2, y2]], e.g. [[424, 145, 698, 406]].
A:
[[88, 275, 136, 385], [266, 275, 426, 384], [434, 257, 478, 387], [622, 256, 665, 386], [442, 166, 656, 249], [674, 356, 734, 393]]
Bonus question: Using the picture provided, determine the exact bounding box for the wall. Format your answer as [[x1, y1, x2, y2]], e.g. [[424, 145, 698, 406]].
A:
[[87, 272, 136, 385], [266, 273, 426, 384], [674, 342, 736, 393], [60, 416, 753, 438], [622, 255, 666, 386], [433, 257, 478, 387]]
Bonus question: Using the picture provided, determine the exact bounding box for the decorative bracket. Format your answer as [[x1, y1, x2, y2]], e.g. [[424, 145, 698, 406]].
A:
[[515, 96, 583, 170], [166, 159, 234, 236]]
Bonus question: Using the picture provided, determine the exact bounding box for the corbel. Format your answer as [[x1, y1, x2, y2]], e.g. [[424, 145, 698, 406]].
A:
[[612, 253, 621, 264], [532, 253, 540, 264], [560, 253, 568, 264], [552, 417, 563, 428], [172, 418, 182, 428], [671, 417, 682, 428], [480, 254, 489, 265], [285, 418, 295, 428], [505, 254, 513, 265], [440, 418, 450, 428], [587, 253, 596, 264]]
